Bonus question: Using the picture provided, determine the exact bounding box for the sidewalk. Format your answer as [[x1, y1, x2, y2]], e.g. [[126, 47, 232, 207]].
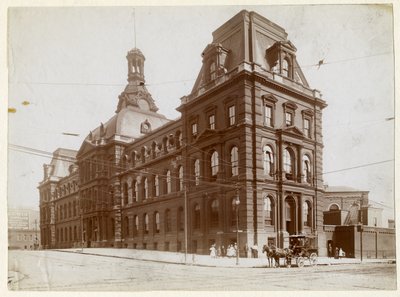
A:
[[55, 248, 396, 268]]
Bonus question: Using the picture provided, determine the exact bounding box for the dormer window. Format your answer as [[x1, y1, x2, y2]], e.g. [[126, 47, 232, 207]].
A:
[[210, 62, 217, 81], [282, 58, 290, 77], [202, 43, 230, 83]]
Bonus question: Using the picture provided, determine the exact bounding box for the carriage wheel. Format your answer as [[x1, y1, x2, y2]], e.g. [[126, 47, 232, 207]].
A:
[[309, 253, 318, 266], [296, 257, 305, 268]]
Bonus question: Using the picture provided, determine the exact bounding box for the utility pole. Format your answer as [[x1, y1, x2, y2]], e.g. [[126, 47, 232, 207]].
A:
[[34, 219, 39, 250], [184, 183, 188, 263], [235, 186, 240, 265]]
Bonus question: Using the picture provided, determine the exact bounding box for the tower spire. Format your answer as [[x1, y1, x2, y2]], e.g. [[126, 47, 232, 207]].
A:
[[132, 8, 136, 48]]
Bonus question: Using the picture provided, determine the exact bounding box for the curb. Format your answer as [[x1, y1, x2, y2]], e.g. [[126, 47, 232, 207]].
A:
[[53, 249, 395, 268]]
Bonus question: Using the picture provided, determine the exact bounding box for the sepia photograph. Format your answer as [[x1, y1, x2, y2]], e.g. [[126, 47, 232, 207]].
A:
[[3, 2, 397, 293]]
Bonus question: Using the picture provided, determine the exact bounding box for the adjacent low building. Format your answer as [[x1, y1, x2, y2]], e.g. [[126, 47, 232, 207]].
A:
[[8, 208, 40, 250]]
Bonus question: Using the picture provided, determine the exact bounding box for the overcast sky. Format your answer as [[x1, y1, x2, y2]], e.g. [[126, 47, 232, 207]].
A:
[[6, 5, 395, 225]]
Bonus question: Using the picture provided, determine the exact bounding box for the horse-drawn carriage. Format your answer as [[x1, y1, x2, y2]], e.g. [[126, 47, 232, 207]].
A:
[[263, 235, 318, 268], [288, 234, 318, 267]]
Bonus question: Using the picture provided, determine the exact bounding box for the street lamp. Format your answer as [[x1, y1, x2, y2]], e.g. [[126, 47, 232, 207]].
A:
[[235, 191, 240, 266]]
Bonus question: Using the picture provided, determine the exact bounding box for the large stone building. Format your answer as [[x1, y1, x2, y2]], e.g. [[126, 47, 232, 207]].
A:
[[40, 10, 393, 258]]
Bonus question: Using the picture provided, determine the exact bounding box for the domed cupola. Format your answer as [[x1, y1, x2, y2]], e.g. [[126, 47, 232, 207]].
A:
[[116, 48, 159, 113]]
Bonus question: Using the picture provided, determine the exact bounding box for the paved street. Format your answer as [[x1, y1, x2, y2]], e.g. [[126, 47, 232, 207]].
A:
[[8, 250, 396, 291]]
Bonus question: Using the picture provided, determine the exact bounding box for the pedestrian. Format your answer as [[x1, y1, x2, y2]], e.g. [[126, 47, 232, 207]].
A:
[[209, 244, 217, 258], [217, 246, 221, 258], [328, 243, 332, 258], [252, 244, 258, 258], [334, 247, 339, 259], [244, 243, 249, 258], [339, 248, 344, 259], [221, 245, 226, 257]]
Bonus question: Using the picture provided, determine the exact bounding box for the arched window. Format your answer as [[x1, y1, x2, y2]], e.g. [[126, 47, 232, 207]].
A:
[[210, 151, 219, 177], [264, 196, 275, 225], [144, 214, 149, 234], [154, 175, 159, 197], [263, 145, 274, 176], [194, 159, 200, 186], [303, 201, 312, 227], [133, 215, 139, 236], [282, 58, 289, 77], [302, 155, 312, 183], [123, 182, 129, 205], [154, 212, 160, 233], [143, 177, 148, 199], [124, 216, 129, 237], [193, 204, 200, 229], [283, 148, 294, 179], [210, 199, 219, 227], [166, 170, 171, 194], [230, 146, 239, 176], [165, 209, 171, 233], [178, 207, 184, 231], [178, 166, 184, 191], [132, 180, 138, 202], [329, 204, 340, 211]]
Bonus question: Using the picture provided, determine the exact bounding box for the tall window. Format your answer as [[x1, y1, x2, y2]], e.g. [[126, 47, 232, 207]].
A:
[[191, 123, 198, 137], [132, 180, 138, 202], [133, 215, 138, 236], [209, 114, 215, 130], [263, 145, 274, 176], [228, 105, 236, 126], [124, 216, 129, 237], [282, 58, 289, 77], [302, 155, 311, 183], [194, 159, 200, 185], [143, 177, 148, 199], [123, 183, 128, 205], [154, 212, 160, 233], [264, 196, 274, 225], [304, 118, 310, 138], [178, 166, 184, 191], [264, 105, 273, 127], [283, 148, 294, 179], [154, 175, 159, 197], [210, 199, 219, 227], [285, 112, 293, 126], [178, 207, 184, 231], [230, 146, 239, 176], [144, 214, 149, 234], [210, 61, 217, 80], [193, 204, 200, 229], [303, 201, 312, 227], [210, 151, 219, 177], [166, 170, 171, 194], [165, 209, 171, 233]]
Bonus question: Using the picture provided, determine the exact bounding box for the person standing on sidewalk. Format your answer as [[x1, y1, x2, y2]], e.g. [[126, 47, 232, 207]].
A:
[[209, 244, 217, 258]]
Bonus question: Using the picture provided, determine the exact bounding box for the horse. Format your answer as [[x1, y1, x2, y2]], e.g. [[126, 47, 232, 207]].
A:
[[262, 245, 292, 268]]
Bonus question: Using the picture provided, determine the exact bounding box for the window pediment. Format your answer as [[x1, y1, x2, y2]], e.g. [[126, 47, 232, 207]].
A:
[[262, 94, 278, 105], [283, 101, 298, 111]]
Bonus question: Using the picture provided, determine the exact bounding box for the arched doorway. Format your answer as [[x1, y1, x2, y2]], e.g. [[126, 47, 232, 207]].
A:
[[285, 196, 296, 235]]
